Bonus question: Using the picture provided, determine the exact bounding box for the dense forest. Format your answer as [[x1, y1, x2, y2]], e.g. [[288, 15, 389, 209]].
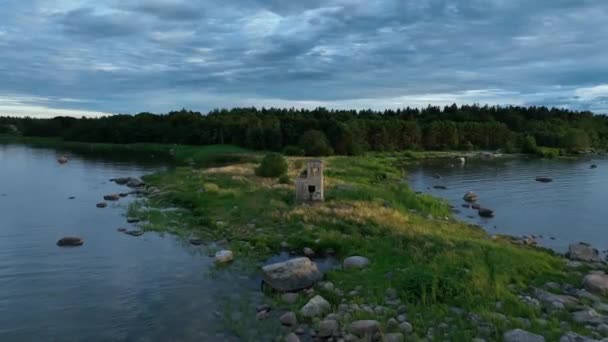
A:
[[1, 105, 607, 156]]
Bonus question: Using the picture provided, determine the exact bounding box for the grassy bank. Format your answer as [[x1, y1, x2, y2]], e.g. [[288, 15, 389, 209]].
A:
[[125, 150, 596, 341], [0, 134, 253, 165]]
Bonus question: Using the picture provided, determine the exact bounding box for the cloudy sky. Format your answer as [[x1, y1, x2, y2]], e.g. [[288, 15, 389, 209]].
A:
[[1, 0, 608, 117]]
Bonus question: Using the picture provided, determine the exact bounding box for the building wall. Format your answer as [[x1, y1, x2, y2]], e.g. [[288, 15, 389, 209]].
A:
[[295, 160, 324, 202]]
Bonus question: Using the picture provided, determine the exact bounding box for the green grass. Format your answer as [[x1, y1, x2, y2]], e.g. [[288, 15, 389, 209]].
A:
[[123, 153, 593, 340]]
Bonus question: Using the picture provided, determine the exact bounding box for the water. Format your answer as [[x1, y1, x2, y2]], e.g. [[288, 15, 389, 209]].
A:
[[0, 145, 279, 341], [408, 156, 608, 254]]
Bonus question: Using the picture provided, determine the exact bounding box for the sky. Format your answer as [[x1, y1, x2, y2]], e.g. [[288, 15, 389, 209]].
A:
[[1, 0, 608, 118]]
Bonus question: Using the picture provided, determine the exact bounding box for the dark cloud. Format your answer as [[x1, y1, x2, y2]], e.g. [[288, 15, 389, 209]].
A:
[[0, 0, 608, 117]]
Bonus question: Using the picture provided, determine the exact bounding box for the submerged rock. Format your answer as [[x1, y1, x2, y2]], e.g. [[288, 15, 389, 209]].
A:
[[103, 194, 120, 201], [535, 177, 553, 183], [503, 329, 545, 342], [583, 272, 608, 297], [57, 156, 68, 164], [117, 227, 127, 232], [590, 164, 598, 169], [126, 217, 140, 224], [189, 237, 203, 246], [56, 236, 84, 247], [262, 257, 321, 292], [433, 185, 447, 190], [300, 295, 330, 318], [463, 191, 478, 202], [567, 242, 601, 262], [343, 256, 371, 270], [478, 208, 495, 218], [96, 202, 107, 208], [125, 230, 144, 236]]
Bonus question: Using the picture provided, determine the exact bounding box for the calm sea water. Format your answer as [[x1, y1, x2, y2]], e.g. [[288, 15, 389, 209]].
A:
[[0, 145, 279, 342], [409, 156, 608, 255]]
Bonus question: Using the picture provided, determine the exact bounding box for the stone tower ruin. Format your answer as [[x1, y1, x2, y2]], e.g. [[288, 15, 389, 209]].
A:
[[295, 159, 324, 202]]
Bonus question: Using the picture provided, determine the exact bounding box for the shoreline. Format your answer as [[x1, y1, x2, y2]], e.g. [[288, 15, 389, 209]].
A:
[[5, 137, 608, 340]]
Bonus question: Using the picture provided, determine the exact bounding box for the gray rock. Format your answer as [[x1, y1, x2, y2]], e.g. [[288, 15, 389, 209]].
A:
[[318, 319, 339, 338], [280, 311, 297, 327], [56, 236, 84, 247], [343, 256, 371, 270], [262, 257, 321, 292], [349, 320, 380, 338], [385, 333, 404, 342], [256, 310, 270, 320], [560, 332, 602, 342], [398, 321, 413, 334], [583, 273, 608, 297], [572, 308, 607, 325], [568, 243, 601, 262], [300, 295, 331, 318], [285, 332, 301, 342], [396, 314, 407, 323], [503, 329, 545, 342], [387, 317, 399, 330], [303, 247, 315, 258], [214, 250, 233, 264], [281, 292, 300, 304], [126, 177, 145, 188], [534, 288, 579, 309]]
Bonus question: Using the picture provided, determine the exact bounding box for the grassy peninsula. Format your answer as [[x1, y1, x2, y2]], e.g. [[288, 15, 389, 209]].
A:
[[120, 146, 602, 341]]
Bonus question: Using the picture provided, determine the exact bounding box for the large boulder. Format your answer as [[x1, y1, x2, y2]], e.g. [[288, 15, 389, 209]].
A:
[[343, 256, 371, 270], [503, 329, 545, 342], [572, 308, 607, 325], [567, 243, 601, 262], [583, 272, 608, 296], [56, 237, 84, 247], [300, 295, 330, 318], [262, 257, 321, 292], [533, 288, 579, 309]]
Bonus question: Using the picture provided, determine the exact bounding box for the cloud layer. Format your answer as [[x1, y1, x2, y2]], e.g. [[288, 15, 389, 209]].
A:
[[1, 0, 608, 117]]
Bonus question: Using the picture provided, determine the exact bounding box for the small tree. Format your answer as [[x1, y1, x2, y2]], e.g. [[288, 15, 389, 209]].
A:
[[521, 135, 539, 154], [255, 153, 288, 177], [299, 130, 333, 156]]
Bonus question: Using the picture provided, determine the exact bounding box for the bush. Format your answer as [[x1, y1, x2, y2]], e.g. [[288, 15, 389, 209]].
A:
[[283, 145, 304, 156], [278, 174, 290, 184], [299, 130, 334, 156], [255, 153, 288, 177], [521, 135, 540, 154]]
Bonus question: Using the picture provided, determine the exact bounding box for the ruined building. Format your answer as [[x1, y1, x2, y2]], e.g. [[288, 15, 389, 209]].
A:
[[295, 160, 324, 202]]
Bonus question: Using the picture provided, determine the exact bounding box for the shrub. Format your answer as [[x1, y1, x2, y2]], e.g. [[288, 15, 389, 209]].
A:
[[255, 153, 288, 177], [278, 174, 290, 184], [283, 145, 304, 156], [299, 130, 334, 156]]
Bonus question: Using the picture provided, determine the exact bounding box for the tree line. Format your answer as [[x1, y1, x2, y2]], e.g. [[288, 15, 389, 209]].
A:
[[1, 104, 607, 155]]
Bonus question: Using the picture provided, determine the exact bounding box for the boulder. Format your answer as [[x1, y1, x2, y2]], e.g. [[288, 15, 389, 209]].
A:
[[463, 191, 478, 202], [535, 177, 553, 183], [533, 288, 579, 309], [262, 257, 321, 292], [279, 311, 297, 327], [126, 177, 145, 188], [572, 308, 606, 325], [503, 329, 545, 342], [590, 164, 598, 169], [349, 320, 380, 338], [318, 319, 339, 338], [567, 243, 601, 262], [303, 247, 315, 258], [111, 177, 130, 185], [56, 237, 84, 247], [300, 295, 330, 318], [478, 208, 495, 218], [285, 333, 300, 342], [125, 230, 143, 236], [560, 332, 601, 342], [343, 256, 371, 270], [57, 156, 68, 164], [189, 237, 203, 245], [214, 250, 234, 264], [126, 217, 140, 223], [583, 272, 608, 296], [96, 202, 107, 208], [117, 227, 127, 232], [103, 194, 120, 201]]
